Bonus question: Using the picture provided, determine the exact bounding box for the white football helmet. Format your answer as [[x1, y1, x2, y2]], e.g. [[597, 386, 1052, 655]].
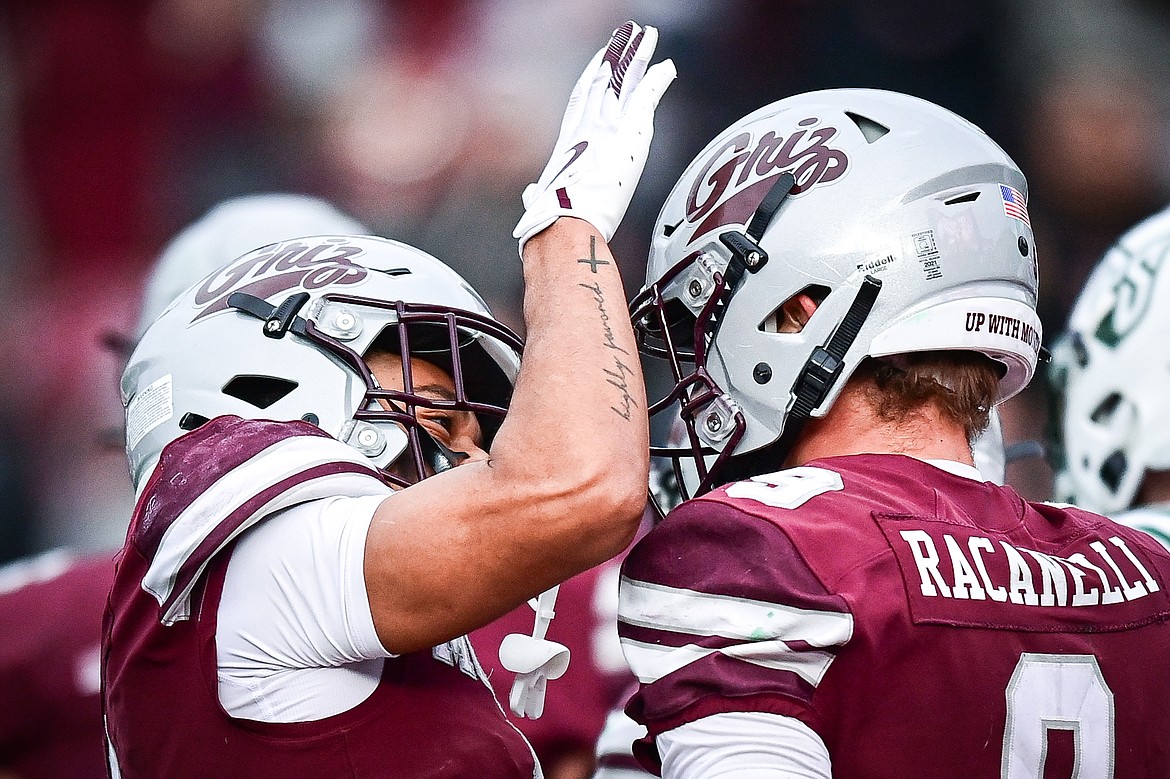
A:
[[134, 194, 370, 340], [122, 235, 521, 491], [1047, 204, 1170, 514], [632, 89, 1041, 495]]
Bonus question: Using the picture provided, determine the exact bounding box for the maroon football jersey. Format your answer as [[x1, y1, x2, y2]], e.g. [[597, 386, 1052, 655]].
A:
[[619, 454, 1170, 777], [0, 550, 111, 779], [471, 559, 634, 772], [103, 416, 537, 778]]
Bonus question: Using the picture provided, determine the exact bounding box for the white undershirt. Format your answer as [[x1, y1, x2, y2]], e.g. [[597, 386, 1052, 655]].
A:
[[657, 712, 831, 779], [216, 493, 392, 721], [924, 458, 983, 482]]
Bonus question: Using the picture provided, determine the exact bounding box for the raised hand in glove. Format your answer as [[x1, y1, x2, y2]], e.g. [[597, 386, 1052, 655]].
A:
[[513, 21, 676, 253]]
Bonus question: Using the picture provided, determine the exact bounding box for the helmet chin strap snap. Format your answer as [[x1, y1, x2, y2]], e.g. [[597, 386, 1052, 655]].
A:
[[788, 275, 883, 423], [227, 291, 311, 338], [710, 172, 796, 340]]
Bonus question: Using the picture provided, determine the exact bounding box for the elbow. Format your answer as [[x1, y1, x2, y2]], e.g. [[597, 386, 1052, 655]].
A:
[[491, 438, 649, 562], [563, 459, 648, 556], [608, 470, 652, 535], [605, 489, 648, 555]]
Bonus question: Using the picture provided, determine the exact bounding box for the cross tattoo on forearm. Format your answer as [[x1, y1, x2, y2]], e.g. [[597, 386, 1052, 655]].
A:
[[577, 235, 610, 273]]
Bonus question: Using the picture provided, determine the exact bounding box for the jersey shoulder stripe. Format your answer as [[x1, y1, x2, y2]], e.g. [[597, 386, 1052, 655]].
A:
[[619, 495, 852, 729], [134, 416, 390, 623]]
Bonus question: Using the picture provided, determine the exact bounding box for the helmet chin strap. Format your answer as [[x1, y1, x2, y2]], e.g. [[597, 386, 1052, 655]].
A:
[[786, 275, 883, 425], [707, 274, 883, 487], [227, 291, 311, 338], [699, 170, 885, 487], [708, 172, 796, 342]]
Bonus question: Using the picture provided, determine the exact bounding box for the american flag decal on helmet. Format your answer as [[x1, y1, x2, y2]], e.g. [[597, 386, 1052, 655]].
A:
[[1000, 184, 1030, 228]]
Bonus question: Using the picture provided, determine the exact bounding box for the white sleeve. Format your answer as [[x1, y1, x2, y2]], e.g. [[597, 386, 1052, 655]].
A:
[[657, 712, 832, 779], [592, 707, 654, 779], [216, 493, 392, 722]]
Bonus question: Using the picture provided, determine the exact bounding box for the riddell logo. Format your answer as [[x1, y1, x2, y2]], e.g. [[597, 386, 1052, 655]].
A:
[[685, 118, 849, 239], [192, 239, 369, 321]]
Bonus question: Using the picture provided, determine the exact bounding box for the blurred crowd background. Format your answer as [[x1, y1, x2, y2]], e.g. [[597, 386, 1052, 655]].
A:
[[1, 0, 1169, 562]]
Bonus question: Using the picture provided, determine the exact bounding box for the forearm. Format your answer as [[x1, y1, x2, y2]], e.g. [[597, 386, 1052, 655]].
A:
[[361, 24, 670, 651], [365, 221, 648, 651], [497, 218, 649, 551], [521, 218, 647, 459]]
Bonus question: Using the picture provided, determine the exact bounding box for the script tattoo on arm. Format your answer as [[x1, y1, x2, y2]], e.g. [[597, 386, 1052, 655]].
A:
[[579, 280, 637, 421]]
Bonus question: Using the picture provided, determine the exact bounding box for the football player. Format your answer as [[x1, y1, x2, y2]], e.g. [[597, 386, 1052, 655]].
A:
[[617, 89, 1170, 777], [0, 193, 370, 779], [103, 22, 673, 778], [590, 409, 1014, 779], [1048, 204, 1170, 545]]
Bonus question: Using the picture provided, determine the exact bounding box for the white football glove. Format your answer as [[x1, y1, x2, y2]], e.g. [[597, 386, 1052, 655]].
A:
[[513, 21, 676, 253]]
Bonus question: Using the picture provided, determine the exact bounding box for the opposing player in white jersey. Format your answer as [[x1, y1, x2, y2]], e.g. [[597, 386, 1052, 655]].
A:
[[617, 89, 1170, 778], [1048, 203, 1170, 546], [103, 23, 674, 778]]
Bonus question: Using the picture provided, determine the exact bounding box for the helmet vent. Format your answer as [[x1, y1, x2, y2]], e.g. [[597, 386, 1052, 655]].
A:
[[944, 192, 981, 205], [179, 413, 210, 431], [1070, 333, 1090, 367], [222, 375, 299, 409], [844, 112, 890, 144], [1100, 450, 1127, 492], [1090, 392, 1122, 424]]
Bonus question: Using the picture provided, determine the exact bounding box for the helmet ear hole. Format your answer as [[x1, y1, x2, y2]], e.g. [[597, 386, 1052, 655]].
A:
[[222, 375, 299, 410], [760, 285, 830, 334]]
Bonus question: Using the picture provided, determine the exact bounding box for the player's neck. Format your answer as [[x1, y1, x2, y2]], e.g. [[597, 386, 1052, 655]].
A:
[[786, 380, 974, 468]]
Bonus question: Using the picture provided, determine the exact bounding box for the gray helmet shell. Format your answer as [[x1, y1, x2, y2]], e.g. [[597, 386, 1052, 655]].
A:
[[123, 235, 520, 491], [635, 89, 1040, 491]]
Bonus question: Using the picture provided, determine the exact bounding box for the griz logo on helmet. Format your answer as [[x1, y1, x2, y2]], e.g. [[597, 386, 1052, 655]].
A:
[[685, 117, 850, 240], [193, 238, 370, 321]]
